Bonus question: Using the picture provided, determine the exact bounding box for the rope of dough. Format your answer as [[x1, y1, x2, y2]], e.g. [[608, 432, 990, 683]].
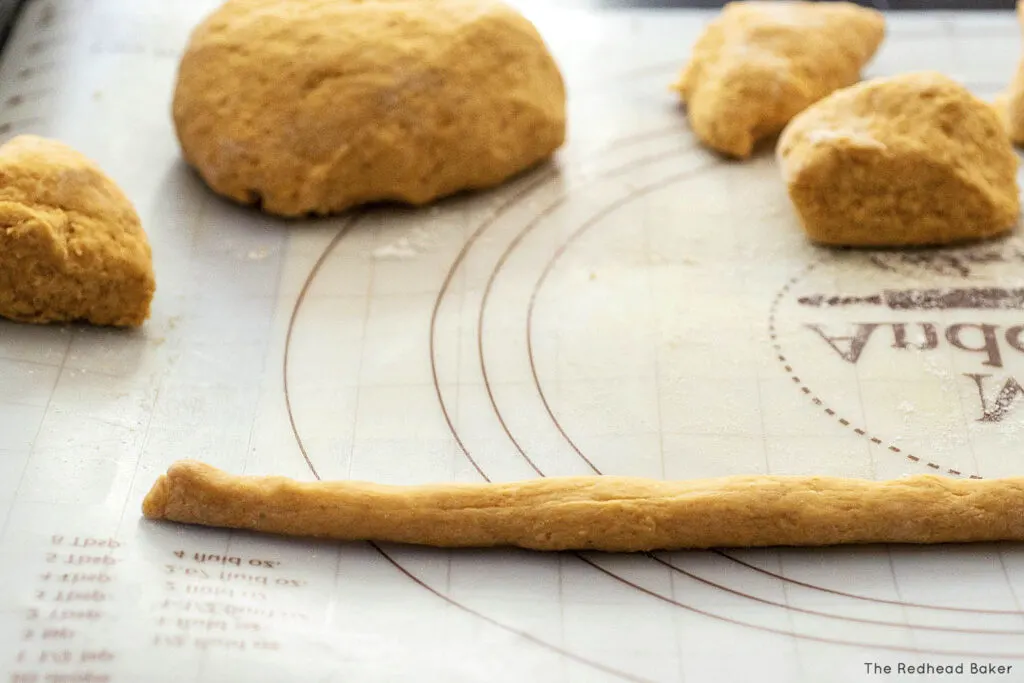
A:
[[142, 460, 1024, 552]]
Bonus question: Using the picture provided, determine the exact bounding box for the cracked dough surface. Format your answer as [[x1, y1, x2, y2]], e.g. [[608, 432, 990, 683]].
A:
[[143, 461, 1024, 552], [0, 135, 155, 327], [172, 0, 566, 217]]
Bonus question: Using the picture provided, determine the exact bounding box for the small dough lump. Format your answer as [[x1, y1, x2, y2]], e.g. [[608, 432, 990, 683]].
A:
[[778, 72, 1020, 247], [0, 136, 155, 327], [997, 2, 1024, 144], [672, 0, 885, 159], [172, 0, 567, 217]]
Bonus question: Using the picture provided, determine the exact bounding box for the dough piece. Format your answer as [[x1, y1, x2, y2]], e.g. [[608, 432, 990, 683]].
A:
[[998, 1, 1024, 144], [0, 136, 155, 327], [672, 1, 885, 158], [143, 460, 1024, 552], [778, 72, 1020, 247], [992, 90, 1013, 137], [1002, 66, 1024, 144], [172, 0, 566, 218]]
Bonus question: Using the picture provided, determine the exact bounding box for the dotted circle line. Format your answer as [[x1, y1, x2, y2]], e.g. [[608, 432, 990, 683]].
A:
[[768, 260, 982, 480]]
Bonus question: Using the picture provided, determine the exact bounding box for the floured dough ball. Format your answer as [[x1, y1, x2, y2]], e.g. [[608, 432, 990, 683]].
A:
[[0, 136, 155, 327], [778, 72, 1020, 247], [173, 0, 566, 218], [672, 1, 885, 159]]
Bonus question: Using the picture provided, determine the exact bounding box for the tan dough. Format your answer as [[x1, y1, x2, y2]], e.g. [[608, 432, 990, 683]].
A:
[[672, 0, 885, 158], [0, 136, 155, 327], [172, 0, 566, 218], [778, 72, 1020, 247], [998, 1, 1024, 144], [143, 461, 1024, 552]]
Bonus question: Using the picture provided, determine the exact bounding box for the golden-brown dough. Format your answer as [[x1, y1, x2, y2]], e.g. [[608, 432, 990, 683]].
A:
[[778, 72, 1020, 247], [993, 90, 1013, 136], [998, 1, 1024, 144], [172, 0, 566, 218], [143, 461, 1024, 552], [0, 136, 155, 327], [672, 0, 885, 158]]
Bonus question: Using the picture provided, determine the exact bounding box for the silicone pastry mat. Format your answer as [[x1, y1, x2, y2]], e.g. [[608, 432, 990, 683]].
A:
[[1, 1, 1024, 682]]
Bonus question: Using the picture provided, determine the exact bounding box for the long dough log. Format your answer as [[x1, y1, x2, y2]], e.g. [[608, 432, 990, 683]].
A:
[[142, 460, 1024, 552]]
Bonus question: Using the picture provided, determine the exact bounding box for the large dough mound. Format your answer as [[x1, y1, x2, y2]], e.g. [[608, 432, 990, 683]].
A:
[[0, 136, 155, 327], [172, 0, 566, 217], [778, 72, 1020, 247], [672, 1, 885, 159]]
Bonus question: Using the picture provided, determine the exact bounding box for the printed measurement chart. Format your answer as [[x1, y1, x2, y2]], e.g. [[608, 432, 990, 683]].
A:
[[2, 1, 1024, 681]]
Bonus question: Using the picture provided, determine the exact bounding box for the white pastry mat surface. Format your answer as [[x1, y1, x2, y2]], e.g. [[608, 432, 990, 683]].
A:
[[1, 1, 1024, 681]]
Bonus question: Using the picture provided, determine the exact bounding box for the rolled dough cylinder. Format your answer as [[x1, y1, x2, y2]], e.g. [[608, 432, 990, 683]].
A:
[[143, 461, 1024, 552]]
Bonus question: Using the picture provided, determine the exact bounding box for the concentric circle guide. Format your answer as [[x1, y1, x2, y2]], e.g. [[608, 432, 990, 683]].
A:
[[283, 66, 1024, 678]]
